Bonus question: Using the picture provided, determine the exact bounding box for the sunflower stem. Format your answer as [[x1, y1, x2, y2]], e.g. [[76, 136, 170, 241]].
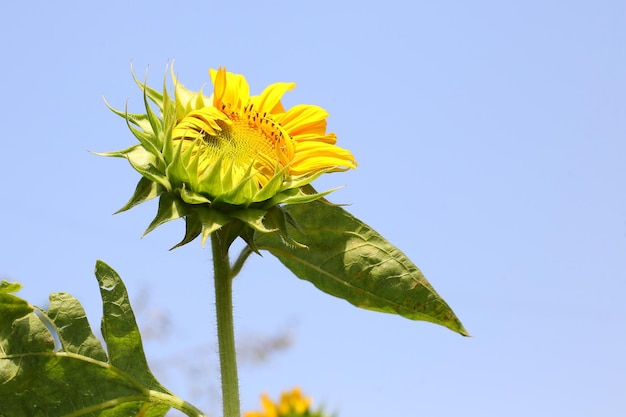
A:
[[212, 231, 241, 417]]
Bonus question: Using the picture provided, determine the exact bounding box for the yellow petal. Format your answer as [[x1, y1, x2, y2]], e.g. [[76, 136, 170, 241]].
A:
[[254, 81, 295, 114], [276, 104, 329, 136]]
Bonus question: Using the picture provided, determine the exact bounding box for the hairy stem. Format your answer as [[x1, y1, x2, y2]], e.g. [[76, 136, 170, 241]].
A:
[[212, 231, 240, 417]]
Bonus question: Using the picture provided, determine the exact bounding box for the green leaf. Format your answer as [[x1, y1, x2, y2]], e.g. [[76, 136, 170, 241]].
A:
[[254, 200, 469, 336], [95, 261, 167, 393], [46, 292, 108, 362], [0, 263, 207, 417], [0, 281, 33, 348], [0, 280, 24, 293]]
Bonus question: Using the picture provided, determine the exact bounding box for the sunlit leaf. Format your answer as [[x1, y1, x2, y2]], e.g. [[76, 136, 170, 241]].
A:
[[254, 200, 468, 336]]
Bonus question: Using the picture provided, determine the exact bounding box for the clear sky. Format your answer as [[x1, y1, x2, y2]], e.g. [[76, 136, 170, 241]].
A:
[[1, 1, 625, 416]]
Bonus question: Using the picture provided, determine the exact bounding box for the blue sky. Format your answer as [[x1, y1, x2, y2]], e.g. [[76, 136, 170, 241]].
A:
[[1, 1, 625, 416]]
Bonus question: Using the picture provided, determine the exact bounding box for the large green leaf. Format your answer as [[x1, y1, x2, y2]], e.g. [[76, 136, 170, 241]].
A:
[[0, 263, 206, 417], [254, 200, 468, 336]]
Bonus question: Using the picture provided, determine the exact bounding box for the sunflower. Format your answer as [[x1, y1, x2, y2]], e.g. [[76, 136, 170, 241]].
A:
[[99, 65, 356, 248]]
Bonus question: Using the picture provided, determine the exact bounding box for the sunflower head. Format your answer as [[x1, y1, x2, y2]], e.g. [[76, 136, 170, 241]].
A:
[[98, 64, 356, 249]]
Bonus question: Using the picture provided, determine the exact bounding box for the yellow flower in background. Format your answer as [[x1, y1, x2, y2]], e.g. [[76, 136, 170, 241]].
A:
[[245, 387, 330, 417], [99, 64, 356, 248]]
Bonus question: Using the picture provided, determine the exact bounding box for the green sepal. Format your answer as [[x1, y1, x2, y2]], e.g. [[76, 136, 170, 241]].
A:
[[160, 77, 177, 164], [198, 155, 241, 204], [237, 225, 260, 254], [214, 221, 247, 257], [92, 144, 142, 159], [281, 168, 330, 191], [143, 193, 190, 237], [103, 97, 155, 136], [198, 207, 232, 246], [250, 164, 290, 202], [124, 107, 164, 166], [161, 106, 181, 169], [213, 161, 259, 206], [230, 208, 276, 233], [180, 184, 212, 205], [261, 205, 307, 249], [254, 199, 469, 336], [130, 162, 171, 192], [131, 65, 165, 111], [164, 135, 192, 186], [141, 82, 165, 152], [115, 177, 165, 214], [266, 184, 340, 208], [98, 144, 171, 192], [125, 150, 171, 191], [169, 213, 203, 250], [196, 152, 227, 195], [171, 65, 211, 121]]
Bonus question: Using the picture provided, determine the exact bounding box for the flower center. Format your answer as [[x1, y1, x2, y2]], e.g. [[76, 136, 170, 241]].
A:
[[173, 103, 292, 186], [212, 105, 282, 167]]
